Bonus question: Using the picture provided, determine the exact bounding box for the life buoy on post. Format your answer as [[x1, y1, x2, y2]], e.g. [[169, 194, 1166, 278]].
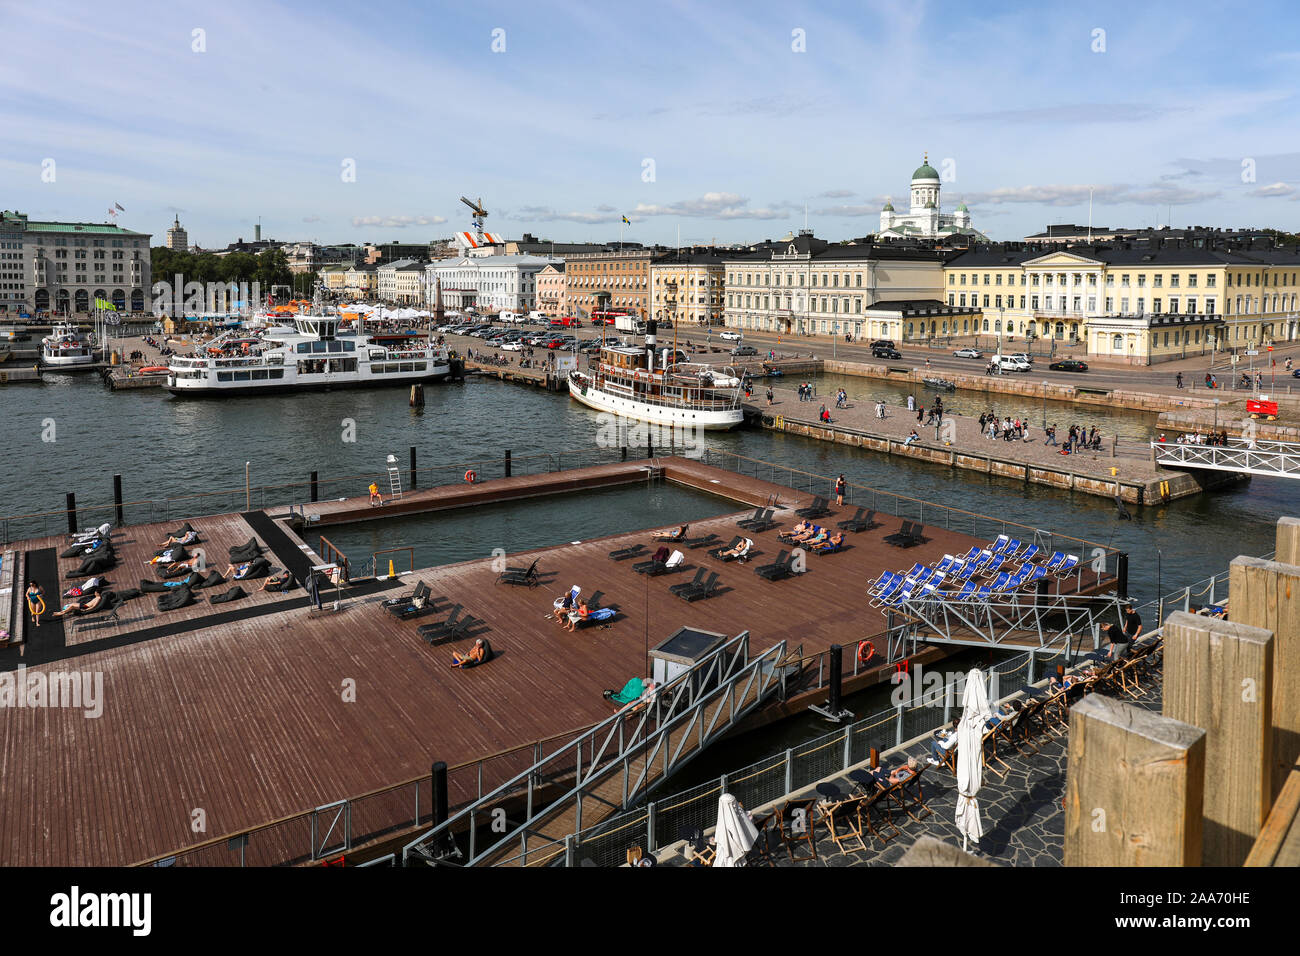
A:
[[464, 470, 477, 484], [857, 641, 875, 665]]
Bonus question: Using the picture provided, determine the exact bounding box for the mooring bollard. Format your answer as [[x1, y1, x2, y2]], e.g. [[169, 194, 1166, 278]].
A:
[[113, 474, 124, 525], [410, 446, 418, 490], [66, 492, 77, 535], [310, 471, 319, 503], [505, 448, 512, 478]]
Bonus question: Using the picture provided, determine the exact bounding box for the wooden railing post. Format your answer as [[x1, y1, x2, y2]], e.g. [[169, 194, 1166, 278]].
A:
[[1229, 555, 1300, 799], [1064, 695, 1206, 866], [1163, 611, 1274, 865]]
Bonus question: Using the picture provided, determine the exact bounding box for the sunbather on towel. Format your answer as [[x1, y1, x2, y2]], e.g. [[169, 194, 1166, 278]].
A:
[[149, 546, 187, 565], [161, 529, 199, 547], [653, 524, 688, 541], [225, 557, 270, 580], [63, 576, 104, 599], [162, 555, 203, 575], [813, 531, 844, 552]]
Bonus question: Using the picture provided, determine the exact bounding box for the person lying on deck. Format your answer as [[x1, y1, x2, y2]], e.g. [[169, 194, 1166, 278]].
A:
[[225, 558, 268, 580], [50, 590, 112, 617], [149, 547, 186, 565], [778, 521, 809, 541], [451, 638, 493, 669], [653, 524, 689, 541], [565, 601, 590, 632], [803, 527, 829, 548], [812, 531, 844, 552], [161, 529, 199, 547]]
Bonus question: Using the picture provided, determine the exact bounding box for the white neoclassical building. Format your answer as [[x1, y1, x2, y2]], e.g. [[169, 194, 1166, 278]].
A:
[[878, 154, 986, 241], [426, 254, 560, 312]]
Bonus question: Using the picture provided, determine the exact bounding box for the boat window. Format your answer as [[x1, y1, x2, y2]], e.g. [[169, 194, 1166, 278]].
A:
[[217, 372, 232, 382], [234, 371, 251, 381], [269, 369, 284, 379]]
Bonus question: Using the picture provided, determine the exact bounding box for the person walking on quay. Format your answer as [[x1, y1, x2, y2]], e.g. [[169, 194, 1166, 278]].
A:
[[875, 400, 886, 419], [916, 403, 925, 424], [933, 396, 943, 422], [766, 386, 774, 406], [1022, 419, 1032, 442], [1045, 425, 1058, 446], [1176, 371, 1184, 389], [834, 474, 846, 507], [907, 394, 915, 412]]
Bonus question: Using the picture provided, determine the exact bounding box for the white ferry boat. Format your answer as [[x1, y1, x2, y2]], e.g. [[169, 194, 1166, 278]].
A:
[[166, 313, 451, 396], [567, 322, 743, 429], [40, 322, 97, 370]]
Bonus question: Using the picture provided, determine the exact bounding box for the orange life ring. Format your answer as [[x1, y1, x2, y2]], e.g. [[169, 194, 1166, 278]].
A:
[[465, 470, 476, 484], [857, 641, 875, 665]]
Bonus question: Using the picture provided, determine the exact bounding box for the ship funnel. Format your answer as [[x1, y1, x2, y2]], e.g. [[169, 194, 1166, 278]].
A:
[[645, 319, 657, 373]]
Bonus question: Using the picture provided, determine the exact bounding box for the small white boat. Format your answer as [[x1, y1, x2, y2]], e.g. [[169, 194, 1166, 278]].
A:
[[40, 323, 97, 370]]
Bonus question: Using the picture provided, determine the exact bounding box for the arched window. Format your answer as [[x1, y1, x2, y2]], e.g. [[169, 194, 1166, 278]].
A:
[[1112, 334, 1123, 351], [982, 318, 989, 332]]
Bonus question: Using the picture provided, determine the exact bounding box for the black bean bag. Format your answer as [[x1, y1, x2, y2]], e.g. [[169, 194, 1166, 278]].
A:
[[168, 522, 195, 537], [160, 562, 195, 579], [228, 538, 262, 560], [78, 553, 116, 575], [157, 586, 194, 612], [61, 538, 109, 559], [140, 579, 175, 592], [115, 588, 141, 601], [264, 573, 297, 593], [209, 586, 247, 604], [460, 639, 495, 669], [153, 545, 189, 562], [232, 556, 271, 580], [199, 570, 225, 588]]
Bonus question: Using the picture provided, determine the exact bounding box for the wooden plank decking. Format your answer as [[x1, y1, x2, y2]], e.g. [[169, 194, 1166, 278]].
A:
[[0, 458, 1112, 866]]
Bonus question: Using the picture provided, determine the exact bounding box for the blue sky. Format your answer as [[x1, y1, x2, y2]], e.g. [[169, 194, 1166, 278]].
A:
[[4, 0, 1300, 248]]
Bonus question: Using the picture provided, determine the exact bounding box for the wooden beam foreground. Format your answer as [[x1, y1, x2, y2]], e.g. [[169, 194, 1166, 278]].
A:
[[1228, 556, 1300, 799], [1064, 695, 1206, 867], [1163, 611, 1274, 866]]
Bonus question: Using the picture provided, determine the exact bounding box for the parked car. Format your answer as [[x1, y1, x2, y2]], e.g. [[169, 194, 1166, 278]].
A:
[[872, 345, 902, 360], [731, 344, 758, 356], [546, 337, 567, 349], [953, 347, 983, 359], [718, 330, 744, 341], [1048, 359, 1089, 372], [501, 340, 524, 352]]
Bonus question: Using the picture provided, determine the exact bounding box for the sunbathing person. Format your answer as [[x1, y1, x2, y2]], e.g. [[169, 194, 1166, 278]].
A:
[[777, 521, 809, 541], [149, 546, 188, 566], [552, 587, 579, 624], [162, 555, 203, 576], [451, 638, 493, 668], [791, 524, 822, 544], [259, 570, 293, 592], [63, 575, 105, 599], [161, 529, 199, 547], [984, 701, 1018, 729], [886, 756, 921, 786], [50, 590, 112, 618], [225, 557, 270, 580], [653, 524, 689, 541], [565, 601, 590, 632], [813, 531, 845, 552], [803, 527, 829, 548], [719, 537, 753, 560]]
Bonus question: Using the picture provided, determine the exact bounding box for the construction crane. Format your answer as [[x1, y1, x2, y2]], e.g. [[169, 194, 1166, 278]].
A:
[[460, 196, 489, 245]]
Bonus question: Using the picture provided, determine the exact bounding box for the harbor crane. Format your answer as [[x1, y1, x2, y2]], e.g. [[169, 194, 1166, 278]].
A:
[[460, 196, 489, 244]]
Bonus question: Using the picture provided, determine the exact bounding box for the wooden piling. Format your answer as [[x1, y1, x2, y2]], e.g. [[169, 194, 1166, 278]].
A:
[[1163, 611, 1274, 865], [1229, 555, 1300, 799], [1278, 517, 1300, 566], [409, 383, 424, 407], [1064, 695, 1205, 866]]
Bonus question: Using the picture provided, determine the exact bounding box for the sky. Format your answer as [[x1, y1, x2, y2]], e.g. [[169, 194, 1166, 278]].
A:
[[4, 0, 1300, 249]]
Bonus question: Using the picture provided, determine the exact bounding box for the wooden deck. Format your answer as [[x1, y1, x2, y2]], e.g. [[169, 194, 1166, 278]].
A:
[[0, 459, 1109, 866]]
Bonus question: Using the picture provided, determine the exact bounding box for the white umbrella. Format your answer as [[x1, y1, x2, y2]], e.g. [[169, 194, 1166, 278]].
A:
[[955, 668, 993, 852], [713, 793, 758, 867]]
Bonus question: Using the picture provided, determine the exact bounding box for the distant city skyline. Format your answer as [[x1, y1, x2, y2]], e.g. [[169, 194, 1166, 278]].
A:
[[5, 0, 1300, 247]]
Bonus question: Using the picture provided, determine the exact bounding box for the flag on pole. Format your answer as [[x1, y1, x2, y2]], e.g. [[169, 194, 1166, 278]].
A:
[[621, 215, 631, 225], [114, 202, 125, 212], [94, 297, 117, 311]]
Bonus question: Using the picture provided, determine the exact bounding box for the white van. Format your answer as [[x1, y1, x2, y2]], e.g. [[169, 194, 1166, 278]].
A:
[[993, 356, 1031, 373], [527, 310, 548, 322], [499, 311, 526, 324]]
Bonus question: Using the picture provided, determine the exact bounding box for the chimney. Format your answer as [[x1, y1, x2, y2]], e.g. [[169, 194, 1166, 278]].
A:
[[645, 319, 657, 373], [255, 222, 262, 242]]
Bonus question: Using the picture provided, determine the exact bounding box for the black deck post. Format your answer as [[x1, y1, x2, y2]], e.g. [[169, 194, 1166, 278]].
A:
[[827, 644, 843, 714], [1116, 551, 1129, 599], [505, 449, 512, 478], [647, 440, 653, 460], [65, 492, 77, 534], [310, 471, 319, 503], [432, 760, 448, 827], [621, 445, 627, 461], [113, 474, 123, 525], [409, 445, 417, 490]]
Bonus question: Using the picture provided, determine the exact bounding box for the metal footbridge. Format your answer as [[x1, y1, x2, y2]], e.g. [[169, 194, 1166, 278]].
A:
[[1153, 439, 1300, 479], [401, 630, 790, 867], [884, 590, 1126, 658]]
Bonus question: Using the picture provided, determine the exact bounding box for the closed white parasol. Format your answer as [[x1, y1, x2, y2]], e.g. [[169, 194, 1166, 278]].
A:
[[713, 793, 759, 867], [955, 668, 993, 852]]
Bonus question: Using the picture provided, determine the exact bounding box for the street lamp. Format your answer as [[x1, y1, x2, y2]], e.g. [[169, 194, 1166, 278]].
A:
[[1042, 380, 1049, 429], [1213, 397, 1220, 435]]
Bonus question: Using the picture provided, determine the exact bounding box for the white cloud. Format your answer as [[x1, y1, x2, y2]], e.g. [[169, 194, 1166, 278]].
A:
[[630, 192, 798, 220], [350, 215, 447, 228], [818, 189, 856, 199], [1249, 182, 1295, 198], [814, 204, 879, 217], [302, 215, 323, 223]]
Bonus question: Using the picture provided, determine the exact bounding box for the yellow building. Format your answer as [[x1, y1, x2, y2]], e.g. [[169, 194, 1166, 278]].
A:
[[650, 252, 726, 327], [320, 265, 348, 295], [945, 240, 1300, 364]]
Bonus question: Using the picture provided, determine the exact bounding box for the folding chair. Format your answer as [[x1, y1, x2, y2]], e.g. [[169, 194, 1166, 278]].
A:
[[777, 797, 819, 862]]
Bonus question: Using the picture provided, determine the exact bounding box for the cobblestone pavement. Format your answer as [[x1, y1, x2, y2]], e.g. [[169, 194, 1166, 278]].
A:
[[663, 671, 1163, 868]]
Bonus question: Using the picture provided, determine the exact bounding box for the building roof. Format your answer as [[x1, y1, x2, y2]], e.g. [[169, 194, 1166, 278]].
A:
[[911, 158, 940, 182], [378, 258, 425, 271], [23, 220, 148, 236], [864, 298, 974, 314]]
